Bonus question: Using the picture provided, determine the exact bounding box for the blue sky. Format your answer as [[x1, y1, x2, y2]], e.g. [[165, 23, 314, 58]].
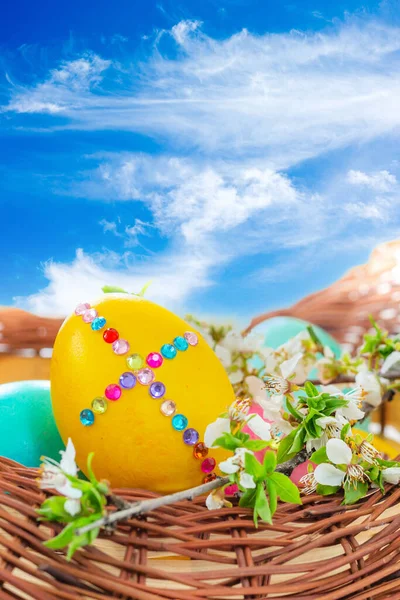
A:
[[2, 0, 400, 322]]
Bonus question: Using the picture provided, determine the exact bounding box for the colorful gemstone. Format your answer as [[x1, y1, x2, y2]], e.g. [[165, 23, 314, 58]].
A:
[[160, 400, 176, 416], [103, 328, 119, 344], [112, 339, 130, 355], [91, 397, 108, 414], [75, 302, 90, 316], [172, 414, 188, 431], [160, 344, 177, 360], [137, 368, 155, 385], [119, 372, 136, 389], [105, 384, 122, 401], [146, 352, 163, 369], [149, 381, 166, 399], [193, 442, 208, 459], [80, 409, 94, 426], [184, 331, 199, 346], [173, 336, 189, 352], [183, 428, 199, 445], [82, 308, 98, 323], [91, 317, 106, 331], [201, 457, 216, 473], [126, 353, 144, 370], [204, 472, 217, 483]]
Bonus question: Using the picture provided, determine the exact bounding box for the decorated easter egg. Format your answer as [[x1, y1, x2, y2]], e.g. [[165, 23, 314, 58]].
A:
[[51, 294, 234, 493], [0, 380, 63, 466]]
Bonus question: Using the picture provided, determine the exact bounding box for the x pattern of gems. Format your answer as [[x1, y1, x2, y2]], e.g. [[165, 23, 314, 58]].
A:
[[74, 303, 217, 481]]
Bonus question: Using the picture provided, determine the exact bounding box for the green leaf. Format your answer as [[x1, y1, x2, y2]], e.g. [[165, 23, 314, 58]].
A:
[[341, 423, 351, 440], [368, 465, 380, 482], [343, 481, 369, 505], [244, 439, 271, 452], [268, 472, 302, 505], [244, 452, 265, 482], [316, 484, 340, 496], [266, 479, 278, 515], [136, 281, 152, 297], [37, 497, 76, 523], [310, 446, 328, 465], [102, 285, 128, 294], [276, 428, 299, 464], [86, 452, 97, 485], [213, 432, 243, 451], [66, 528, 100, 561], [44, 522, 76, 550], [286, 399, 305, 422], [254, 484, 272, 526], [288, 427, 306, 455], [263, 451, 277, 474], [239, 488, 257, 508], [304, 381, 319, 397], [306, 325, 323, 348]]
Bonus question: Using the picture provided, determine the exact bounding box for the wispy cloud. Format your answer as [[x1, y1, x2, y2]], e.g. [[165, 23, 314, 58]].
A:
[[5, 16, 400, 315]]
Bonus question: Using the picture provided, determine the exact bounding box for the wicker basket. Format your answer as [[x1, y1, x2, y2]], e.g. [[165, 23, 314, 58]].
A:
[[1, 457, 400, 600]]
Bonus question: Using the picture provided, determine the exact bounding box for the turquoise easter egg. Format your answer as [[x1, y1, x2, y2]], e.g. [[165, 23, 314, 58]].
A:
[[0, 380, 63, 466], [257, 316, 341, 356]]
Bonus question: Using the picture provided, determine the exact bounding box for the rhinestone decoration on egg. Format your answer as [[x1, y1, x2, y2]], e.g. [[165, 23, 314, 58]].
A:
[[146, 352, 163, 369], [103, 328, 119, 343], [183, 428, 199, 445], [137, 368, 155, 385], [184, 331, 198, 346], [172, 414, 188, 431], [201, 457, 216, 473], [80, 409, 95, 426], [193, 442, 208, 459], [91, 397, 108, 414], [160, 344, 177, 360], [119, 372, 136, 389], [160, 400, 176, 416], [173, 336, 189, 351], [91, 317, 106, 331], [105, 384, 122, 401], [126, 353, 144, 370], [75, 302, 90, 316], [82, 308, 98, 323], [204, 472, 217, 483], [149, 381, 166, 399], [112, 339, 130, 355]]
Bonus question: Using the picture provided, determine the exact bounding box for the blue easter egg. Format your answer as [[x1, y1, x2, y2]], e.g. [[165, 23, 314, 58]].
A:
[[0, 380, 63, 466]]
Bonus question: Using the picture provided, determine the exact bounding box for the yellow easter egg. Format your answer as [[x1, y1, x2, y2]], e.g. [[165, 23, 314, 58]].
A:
[[51, 294, 234, 493]]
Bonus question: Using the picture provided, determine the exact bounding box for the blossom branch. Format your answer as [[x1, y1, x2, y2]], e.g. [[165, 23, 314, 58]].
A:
[[76, 475, 230, 536]]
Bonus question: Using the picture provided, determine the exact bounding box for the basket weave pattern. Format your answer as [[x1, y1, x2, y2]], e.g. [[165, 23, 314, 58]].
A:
[[1, 457, 400, 600]]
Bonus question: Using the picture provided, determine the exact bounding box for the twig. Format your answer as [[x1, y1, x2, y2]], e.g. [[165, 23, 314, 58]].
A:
[[77, 373, 400, 536], [76, 475, 230, 535]]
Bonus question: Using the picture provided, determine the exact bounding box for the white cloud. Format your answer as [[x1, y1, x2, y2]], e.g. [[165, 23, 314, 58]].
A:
[[16, 248, 217, 317], [6, 17, 400, 315], [347, 170, 397, 192]]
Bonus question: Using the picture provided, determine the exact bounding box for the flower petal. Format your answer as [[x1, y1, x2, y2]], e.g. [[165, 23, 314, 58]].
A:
[[382, 467, 400, 485], [245, 375, 266, 400], [340, 403, 365, 421], [219, 457, 240, 474], [229, 369, 244, 385], [246, 414, 271, 440], [326, 438, 352, 465], [381, 351, 400, 375], [215, 345, 232, 368], [239, 472, 256, 489], [204, 418, 230, 448], [314, 463, 345, 487], [205, 492, 224, 510], [280, 352, 303, 380], [315, 416, 337, 428], [64, 498, 81, 516]]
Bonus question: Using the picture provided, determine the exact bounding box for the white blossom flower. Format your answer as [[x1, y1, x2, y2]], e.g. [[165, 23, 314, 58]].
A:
[[381, 351, 400, 375], [229, 370, 245, 385], [204, 411, 271, 448], [382, 467, 400, 485], [359, 440, 380, 464], [299, 472, 317, 495], [246, 375, 293, 436], [306, 414, 346, 453], [205, 489, 232, 510], [355, 368, 382, 408], [228, 398, 252, 422], [215, 344, 232, 368], [219, 448, 256, 489], [264, 352, 304, 395], [314, 438, 369, 488], [321, 385, 365, 422], [39, 439, 82, 516]]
